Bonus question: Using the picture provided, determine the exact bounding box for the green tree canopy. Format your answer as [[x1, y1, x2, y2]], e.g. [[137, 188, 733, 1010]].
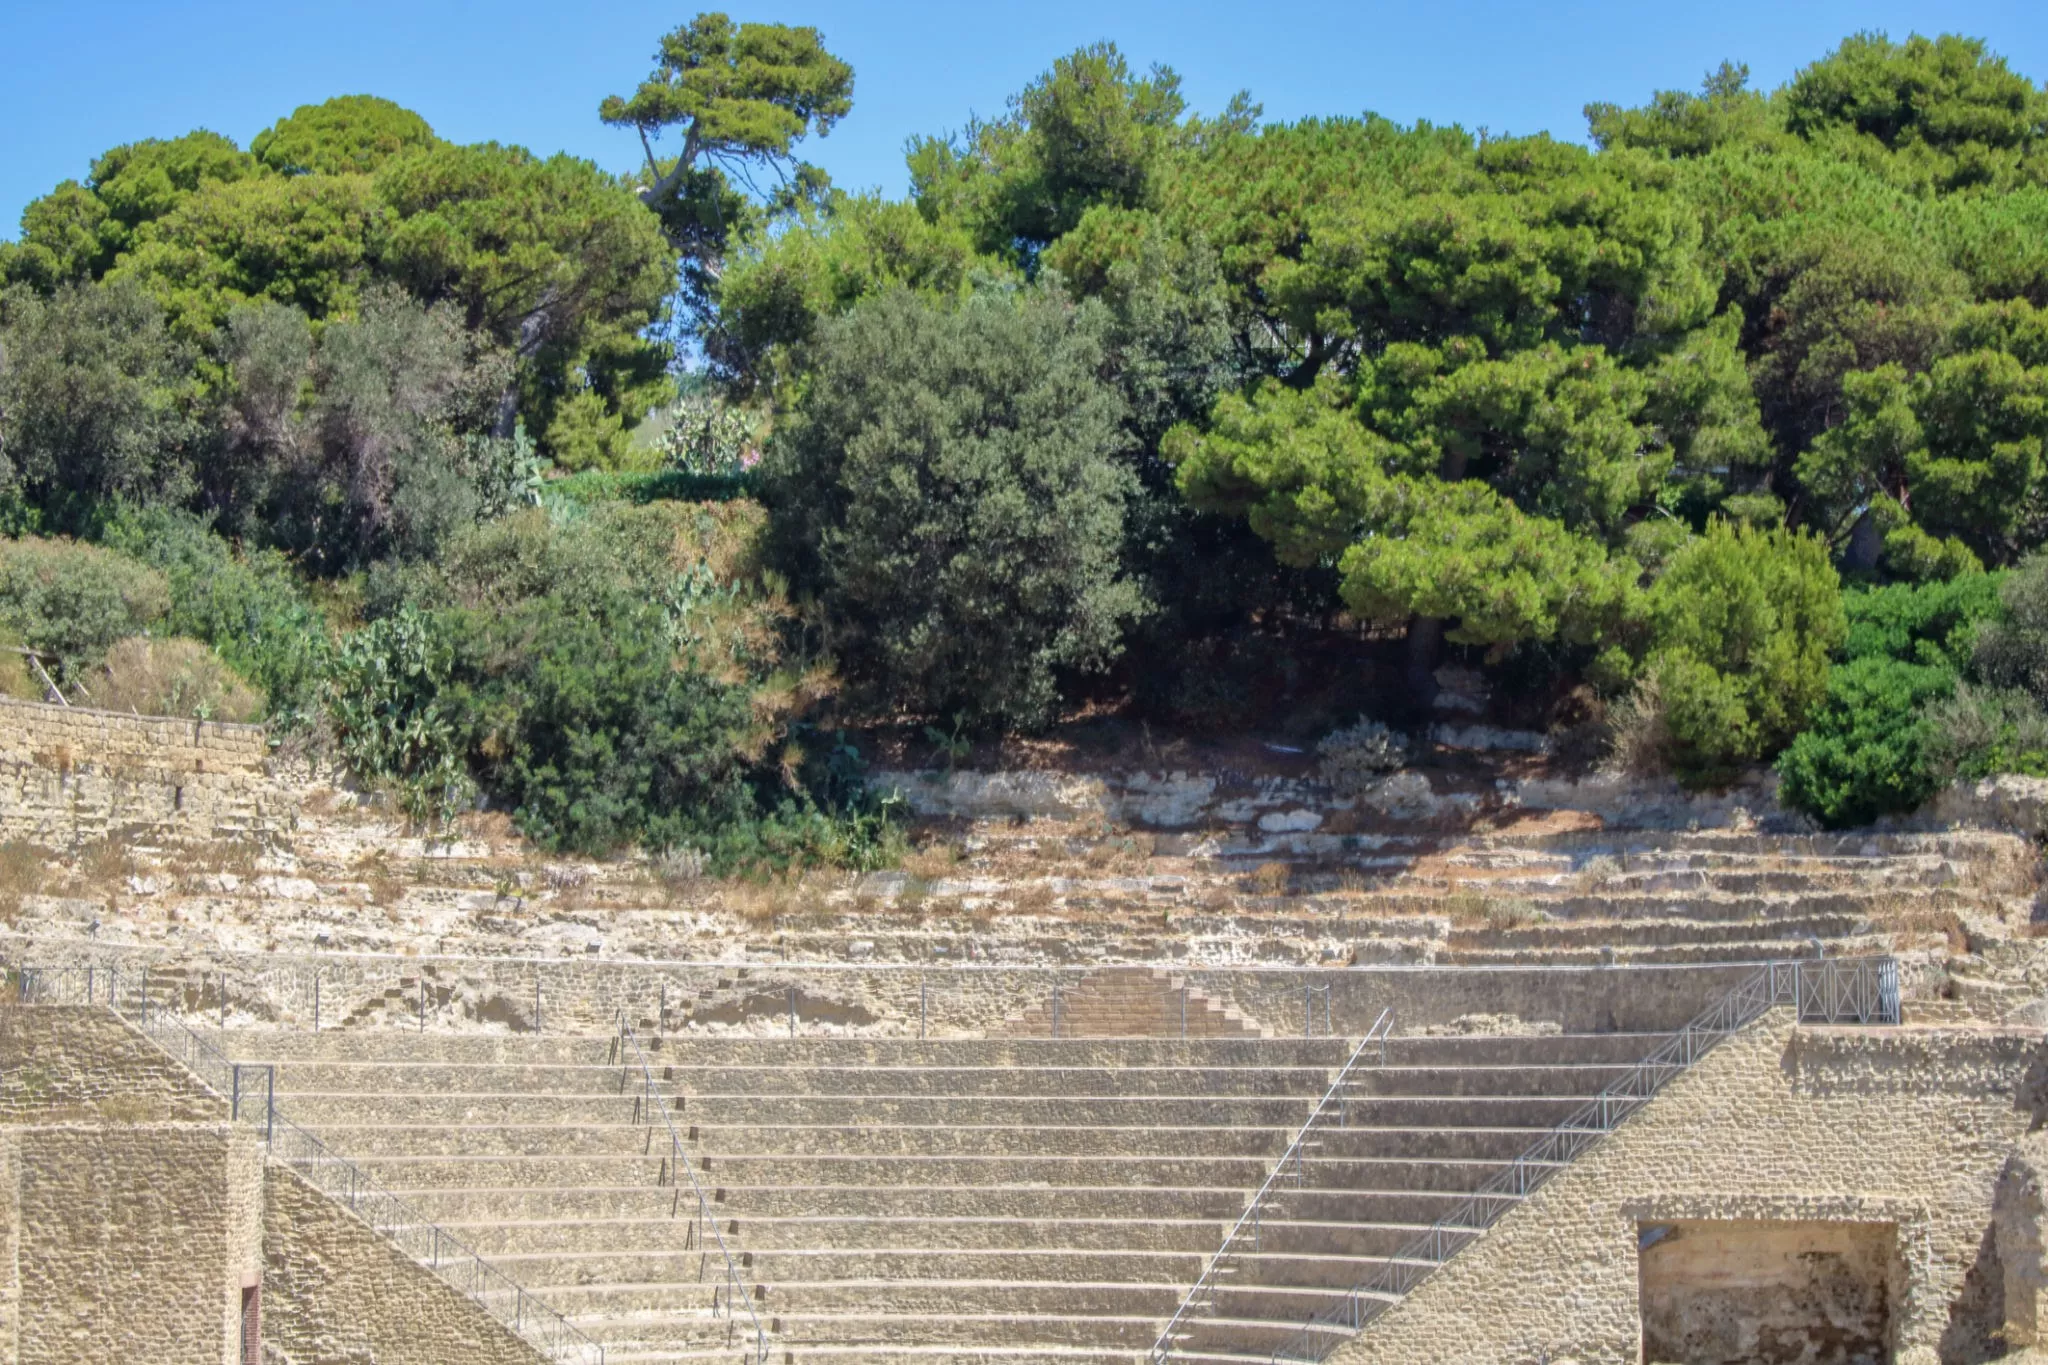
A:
[[600, 12, 853, 300], [252, 95, 440, 176], [762, 285, 1145, 728]]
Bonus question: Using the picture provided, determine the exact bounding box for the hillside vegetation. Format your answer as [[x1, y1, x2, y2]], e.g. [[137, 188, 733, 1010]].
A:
[[4, 21, 2048, 856]]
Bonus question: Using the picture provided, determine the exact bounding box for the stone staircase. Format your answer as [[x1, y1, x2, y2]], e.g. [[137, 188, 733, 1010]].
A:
[[1150, 1030, 1663, 1363], [216, 1020, 1703, 1365]]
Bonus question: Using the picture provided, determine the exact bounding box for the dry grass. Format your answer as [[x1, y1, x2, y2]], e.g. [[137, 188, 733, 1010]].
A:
[[724, 873, 835, 927], [1084, 833, 1156, 872], [1440, 889, 1542, 931], [901, 840, 964, 880], [71, 839, 139, 894], [0, 841, 46, 923], [90, 637, 263, 722], [1244, 861, 1293, 897], [1575, 855, 1623, 893], [1010, 882, 1058, 915]]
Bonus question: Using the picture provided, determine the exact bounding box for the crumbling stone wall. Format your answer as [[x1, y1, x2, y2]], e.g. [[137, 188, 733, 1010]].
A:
[[261, 1164, 542, 1365], [1334, 1016, 2041, 1365], [0, 695, 290, 847], [1639, 1219, 1895, 1364]]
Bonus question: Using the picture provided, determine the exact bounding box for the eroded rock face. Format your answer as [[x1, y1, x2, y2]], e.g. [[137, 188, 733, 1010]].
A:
[[1932, 776, 2048, 836], [1997, 1132, 2048, 1349]]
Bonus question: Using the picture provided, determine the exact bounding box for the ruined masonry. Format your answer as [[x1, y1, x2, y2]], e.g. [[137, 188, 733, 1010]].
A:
[[1, 694, 2046, 1364]]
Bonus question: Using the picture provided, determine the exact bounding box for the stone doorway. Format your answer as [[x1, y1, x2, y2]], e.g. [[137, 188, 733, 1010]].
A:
[[1639, 1219, 1895, 1365]]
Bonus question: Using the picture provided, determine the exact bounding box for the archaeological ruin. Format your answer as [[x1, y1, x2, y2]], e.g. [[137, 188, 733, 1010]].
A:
[[3, 691, 2047, 1365]]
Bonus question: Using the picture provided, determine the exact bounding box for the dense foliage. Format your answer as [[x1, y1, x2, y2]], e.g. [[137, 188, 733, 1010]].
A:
[[762, 286, 1144, 729], [5, 18, 2048, 852]]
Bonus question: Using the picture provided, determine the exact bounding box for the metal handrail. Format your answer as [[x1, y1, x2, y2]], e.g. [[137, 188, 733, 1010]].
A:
[[1251, 957, 1900, 1363], [615, 1022, 770, 1363], [1150, 1008, 1395, 1362], [9, 965, 607, 1365]]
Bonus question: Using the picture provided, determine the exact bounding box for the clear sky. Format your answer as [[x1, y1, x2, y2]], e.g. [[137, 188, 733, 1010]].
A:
[[4, 0, 2046, 238]]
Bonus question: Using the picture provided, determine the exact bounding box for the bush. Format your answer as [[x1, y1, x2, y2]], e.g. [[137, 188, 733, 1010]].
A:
[[1316, 719, 1411, 794], [1922, 683, 2048, 782], [651, 393, 761, 478], [0, 536, 168, 678], [325, 510, 896, 871], [762, 285, 1146, 730], [1776, 575, 2006, 826], [1972, 553, 2048, 697], [541, 468, 753, 507], [88, 637, 263, 721], [1646, 520, 1846, 785], [324, 604, 475, 824], [1776, 656, 1956, 827], [102, 507, 328, 723], [1840, 573, 2001, 671]]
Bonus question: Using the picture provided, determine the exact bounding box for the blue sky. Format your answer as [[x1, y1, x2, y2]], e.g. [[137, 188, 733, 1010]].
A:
[[4, 0, 2046, 238]]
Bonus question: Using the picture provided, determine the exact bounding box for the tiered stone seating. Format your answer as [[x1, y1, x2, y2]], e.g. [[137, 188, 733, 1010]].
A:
[[1154, 1031, 1661, 1362], [219, 1018, 1685, 1365]]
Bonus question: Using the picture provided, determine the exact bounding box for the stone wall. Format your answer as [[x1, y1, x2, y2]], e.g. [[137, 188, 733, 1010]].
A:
[[0, 1122, 264, 1365], [1334, 1016, 2041, 1365], [261, 1165, 542, 1365], [3, 942, 1763, 1037], [0, 1005, 222, 1124], [0, 695, 290, 847]]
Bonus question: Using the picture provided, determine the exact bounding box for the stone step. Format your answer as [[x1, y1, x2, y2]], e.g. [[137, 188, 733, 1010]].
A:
[[495, 1247, 1210, 1289], [1331, 1062, 1638, 1098], [662, 1066, 1339, 1098], [670, 1096, 1320, 1128], [347, 1151, 1454, 1191], [1437, 935, 1892, 967], [388, 1183, 1258, 1223], [1443, 911, 1874, 951]]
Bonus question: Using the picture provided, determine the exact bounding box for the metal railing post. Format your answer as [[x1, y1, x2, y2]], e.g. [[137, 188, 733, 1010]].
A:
[[920, 980, 928, 1040], [312, 969, 320, 1032]]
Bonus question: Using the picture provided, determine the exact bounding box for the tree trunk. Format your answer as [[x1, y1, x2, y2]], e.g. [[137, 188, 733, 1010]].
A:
[[1404, 615, 1443, 711], [1844, 508, 1882, 575]]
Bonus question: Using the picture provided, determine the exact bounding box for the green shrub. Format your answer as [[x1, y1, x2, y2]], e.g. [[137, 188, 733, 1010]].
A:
[[540, 468, 753, 507], [1972, 553, 2048, 698], [1776, 574, 2007, 826], [323, 604, 474, 824], [325, 514, 897, 871], [762, 285, 1145, 730], [1645, 520, 1846, 785], [102, 507, 329, 723], [1922, 683, 2048, 782], [0, 536, 168, 678], [1840, 573, 2001, 669], [1776, 656, 1956, 827]]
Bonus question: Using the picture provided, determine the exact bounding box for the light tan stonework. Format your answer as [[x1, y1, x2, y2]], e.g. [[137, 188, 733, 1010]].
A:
[[261, 1164, 541, 1365], [1335, 1014, 2042, 1365], [0, 695, 290, 847], [0, 1005, 543, 1365]]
